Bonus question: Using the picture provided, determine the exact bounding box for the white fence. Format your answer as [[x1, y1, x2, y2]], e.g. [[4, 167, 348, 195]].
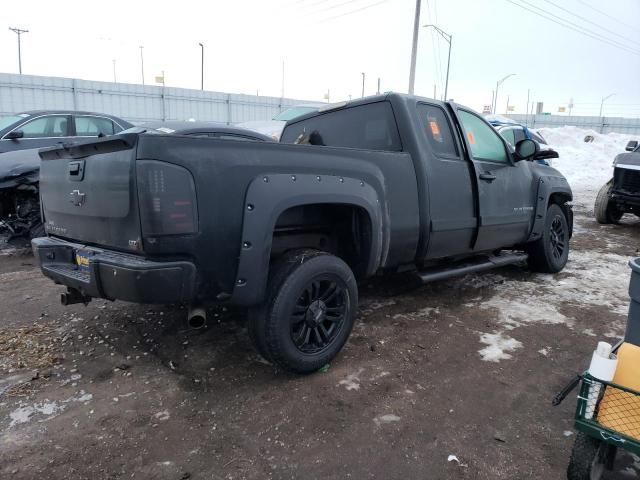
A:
[[506, 113, 640, 135], [0, 73, 317, 124]]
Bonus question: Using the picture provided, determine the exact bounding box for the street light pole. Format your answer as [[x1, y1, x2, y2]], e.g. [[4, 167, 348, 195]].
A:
[[9, 27, 29, 74], [408, 0, 422, 95], [423, 25, 452, 101], [599, 93, 615, 117], [493, 73, 516, 114], [199, 43, 204, 90], [139, 46, 145, 85], [112, 59, 117, 83], [361, 72, 365, 98]]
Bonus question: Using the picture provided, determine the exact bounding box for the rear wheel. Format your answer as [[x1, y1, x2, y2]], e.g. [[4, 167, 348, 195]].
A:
[[527, 203, 570, 273], [594, 180, 623, 224], [567, 433, 612, 480], [249, 249, 358, 373]]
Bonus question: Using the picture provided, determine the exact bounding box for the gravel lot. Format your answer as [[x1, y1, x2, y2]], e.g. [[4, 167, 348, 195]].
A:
[[1, 194, 639, 479]]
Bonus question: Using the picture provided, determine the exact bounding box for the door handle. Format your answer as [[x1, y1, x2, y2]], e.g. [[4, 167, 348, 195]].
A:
[[479, 173, 497, 182]]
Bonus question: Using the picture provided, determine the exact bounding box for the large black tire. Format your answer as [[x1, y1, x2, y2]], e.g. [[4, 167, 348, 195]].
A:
[[527, 203, 570, 273], [594, 180, 623, 224], [567, 433, 608, 480], [248, 249, 358, 374]]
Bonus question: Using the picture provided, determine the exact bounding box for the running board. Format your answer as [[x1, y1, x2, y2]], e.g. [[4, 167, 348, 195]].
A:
[[416, 252, 529, 284]]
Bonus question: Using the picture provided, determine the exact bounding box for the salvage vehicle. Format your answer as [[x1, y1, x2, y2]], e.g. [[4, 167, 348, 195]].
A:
[[133, 121, 274, 142], [237, 104, 321, 139], [0, 111, 132, 154], [594, 140, 640, 224], [488, 119, 558, 166], [32, 93, 573, 373]]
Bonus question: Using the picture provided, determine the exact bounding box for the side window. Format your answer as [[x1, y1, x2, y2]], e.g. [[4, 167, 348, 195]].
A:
[[500, 128, 516, 145], [458, 111, 508, 163], [416, 104, 458, 157], [20, 116, 68, 138], [216, 134, 259, 142], [75, 116, 116, 136], [280, 102, 402, 152]]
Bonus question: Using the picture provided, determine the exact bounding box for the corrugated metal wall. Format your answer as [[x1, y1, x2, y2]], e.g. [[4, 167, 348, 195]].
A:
[[0, 73, 317, 124], [506, 113, 640, 135]]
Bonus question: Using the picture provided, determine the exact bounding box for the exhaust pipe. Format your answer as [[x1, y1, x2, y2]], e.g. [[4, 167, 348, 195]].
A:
[[60, 288, 91, 306], [187, 306, 207, 329]]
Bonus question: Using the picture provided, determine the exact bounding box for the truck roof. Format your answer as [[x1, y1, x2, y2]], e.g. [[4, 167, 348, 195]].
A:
[[285, 92, 448, 126]]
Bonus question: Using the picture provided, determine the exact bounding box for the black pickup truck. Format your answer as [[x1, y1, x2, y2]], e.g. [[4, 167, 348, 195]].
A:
[[594, 139, 640, 224], [32, 93, 573, 373]]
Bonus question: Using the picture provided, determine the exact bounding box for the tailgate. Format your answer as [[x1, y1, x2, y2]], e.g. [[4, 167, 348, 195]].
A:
[[39, 135, 142, 252]]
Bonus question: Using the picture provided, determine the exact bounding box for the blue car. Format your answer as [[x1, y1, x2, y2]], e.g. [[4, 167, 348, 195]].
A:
[[488, 120, 554, 166]]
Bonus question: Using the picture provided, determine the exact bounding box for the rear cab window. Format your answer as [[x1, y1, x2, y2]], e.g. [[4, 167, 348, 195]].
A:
[[416, 103, 458, 157], [280, 101, 402, 152]]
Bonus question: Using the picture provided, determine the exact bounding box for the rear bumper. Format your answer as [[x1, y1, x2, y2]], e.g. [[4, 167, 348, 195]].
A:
[[32, 237, 196, 304]]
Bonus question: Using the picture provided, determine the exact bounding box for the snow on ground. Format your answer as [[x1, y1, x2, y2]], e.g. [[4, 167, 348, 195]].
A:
[[472, 125, 636, 362], [538, 126, 634, 206]]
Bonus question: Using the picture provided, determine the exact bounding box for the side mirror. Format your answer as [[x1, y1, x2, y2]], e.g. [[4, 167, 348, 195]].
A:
[[5, 130, 24, 140], [514, 138, 539, 161], [534, 148, 559, 160], [626, 140, 638, 152]]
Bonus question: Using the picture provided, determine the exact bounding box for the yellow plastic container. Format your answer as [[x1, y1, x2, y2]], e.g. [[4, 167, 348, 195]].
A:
[[597, 342, 640, 440]]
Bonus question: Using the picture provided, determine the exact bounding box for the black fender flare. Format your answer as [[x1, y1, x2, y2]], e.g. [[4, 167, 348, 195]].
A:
[[230, 173, 386, 306], [527, 174, 573, 242]]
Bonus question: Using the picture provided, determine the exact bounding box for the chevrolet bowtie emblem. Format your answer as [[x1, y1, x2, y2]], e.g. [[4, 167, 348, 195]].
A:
[[69, 189, 86, 206]]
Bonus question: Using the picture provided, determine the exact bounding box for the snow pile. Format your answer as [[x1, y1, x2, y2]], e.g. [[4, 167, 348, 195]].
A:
[[538, 126, 634, 204]]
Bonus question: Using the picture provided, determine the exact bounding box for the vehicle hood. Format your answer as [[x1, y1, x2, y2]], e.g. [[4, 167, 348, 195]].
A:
[[614, 152, 640, 169], [235, 120, 285, 139], [0, 148, 41, 189]]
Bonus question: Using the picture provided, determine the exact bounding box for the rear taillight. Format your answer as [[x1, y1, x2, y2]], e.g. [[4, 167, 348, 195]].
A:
[[136, 160, 198, 235]]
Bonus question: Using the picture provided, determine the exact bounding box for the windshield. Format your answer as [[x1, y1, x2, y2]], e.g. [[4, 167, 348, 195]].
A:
[[272, 106, 317, 121], [0, 114, 29, 131]]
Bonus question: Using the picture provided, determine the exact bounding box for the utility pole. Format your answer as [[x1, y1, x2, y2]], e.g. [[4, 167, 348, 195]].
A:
[[433, 84, 437, 99], [424, 25, 452, 101], [505, 95, 510, 115], [361, 72, 365, 98], [525, 88, 530, 126], [112, 59, 117, 83], [377, 77, 381, 95], [139, 46, 145, 85], [199, 43, 204, 90], [493, 73, 516, 114], [408, 0, 421, 95], [9, 27, 29, 74], [599, 93, 614, 117], [281, 61, 285, 98]]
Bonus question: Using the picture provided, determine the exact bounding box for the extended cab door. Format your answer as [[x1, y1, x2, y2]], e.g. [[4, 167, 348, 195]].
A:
[[455, 109, 535, 251], [417, 103, 477, 258]]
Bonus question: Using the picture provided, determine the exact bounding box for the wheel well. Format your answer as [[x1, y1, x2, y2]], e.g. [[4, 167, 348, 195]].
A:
[[548, 192, 573, 237], [271, 203, 373, 279]]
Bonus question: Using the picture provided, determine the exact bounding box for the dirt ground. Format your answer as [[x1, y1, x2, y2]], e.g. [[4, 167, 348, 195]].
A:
[[1, 199, 639, 479]]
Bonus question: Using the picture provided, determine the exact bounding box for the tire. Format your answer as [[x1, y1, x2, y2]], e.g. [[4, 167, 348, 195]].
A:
[[594, 180, 623, 224], [567, 433, 608, 480], [527, 203, 570, 273], [249, 249, 358, 374]]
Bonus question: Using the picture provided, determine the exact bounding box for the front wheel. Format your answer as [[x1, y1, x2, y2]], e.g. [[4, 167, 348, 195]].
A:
[[594, 180, 623, 224], [250, 249, 358, 374], [567, 433, 612, 480], [527, 203, 570, 273]]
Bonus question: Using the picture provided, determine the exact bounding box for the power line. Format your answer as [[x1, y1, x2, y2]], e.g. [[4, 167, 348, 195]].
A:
[[312, 0, 365, 15], [505, 0, 640, 57], [539, 0, 640, 48], [577, 0, 637, 32], [318, 0, 389, 23]]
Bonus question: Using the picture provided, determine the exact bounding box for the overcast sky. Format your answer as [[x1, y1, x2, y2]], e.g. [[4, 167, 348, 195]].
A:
[[2, 0, 640, 116]]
